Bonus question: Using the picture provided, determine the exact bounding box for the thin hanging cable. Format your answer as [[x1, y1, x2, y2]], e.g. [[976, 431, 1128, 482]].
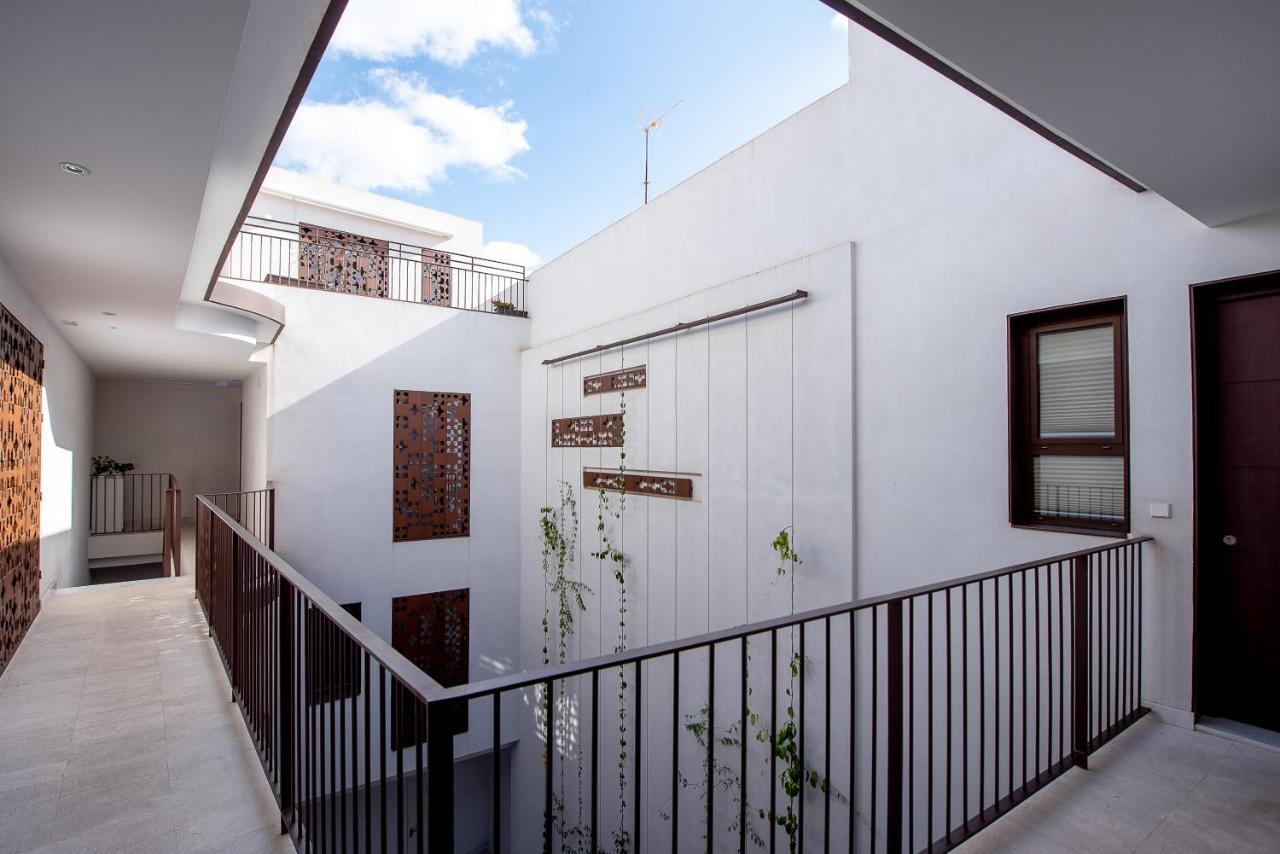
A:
[[744, 307, 750, 625], [706, 307, 711, 633]]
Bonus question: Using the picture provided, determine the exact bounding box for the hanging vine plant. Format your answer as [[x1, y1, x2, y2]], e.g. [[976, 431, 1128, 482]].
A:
[[538, 480, 591, 853], [590, 387, 632, 854]]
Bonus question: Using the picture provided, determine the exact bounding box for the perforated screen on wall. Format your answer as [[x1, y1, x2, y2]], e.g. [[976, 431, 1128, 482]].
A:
[[0, 305, 42, 675], [393, 390, 471, 541], [391, 588, 470, 744]]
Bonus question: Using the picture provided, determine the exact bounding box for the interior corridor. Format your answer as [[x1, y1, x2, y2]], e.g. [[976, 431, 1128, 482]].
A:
[[0, 576, 288, 854]]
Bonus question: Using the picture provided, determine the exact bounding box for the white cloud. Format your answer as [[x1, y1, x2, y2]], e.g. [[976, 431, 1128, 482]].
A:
[[482, 240, 542, 271], [830, 12, 849, 33], [331, 0, 546, 65], [277, 69, 529, 193]]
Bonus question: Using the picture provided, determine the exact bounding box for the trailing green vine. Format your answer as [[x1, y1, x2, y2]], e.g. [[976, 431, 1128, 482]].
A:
[[539, 480, 591, 853], [591, 388, 631, 854]]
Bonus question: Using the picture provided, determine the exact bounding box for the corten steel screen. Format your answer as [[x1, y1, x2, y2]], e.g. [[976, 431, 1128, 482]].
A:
[[298, 222, 389, 297], [393, 391, 471, 541], [391, 588, 470, 745], [0, 305, 42, 675]]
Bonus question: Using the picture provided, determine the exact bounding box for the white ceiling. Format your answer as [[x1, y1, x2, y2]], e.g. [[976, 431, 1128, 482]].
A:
[[839, 0, 1280, 226], [0, 0, 329, 381]]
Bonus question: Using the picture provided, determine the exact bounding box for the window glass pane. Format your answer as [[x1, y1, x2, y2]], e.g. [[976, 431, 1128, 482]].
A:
[[1033, 456, 1124, 522], [1038, 325, 1115, 438]]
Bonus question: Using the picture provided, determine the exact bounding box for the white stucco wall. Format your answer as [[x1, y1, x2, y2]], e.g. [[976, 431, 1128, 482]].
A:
[[240, 362, 269, 490], [525, 24, 1280, 722], [0, 251, 95, 593], [94, 379, 241, 517], [256, 282, 528, 760]]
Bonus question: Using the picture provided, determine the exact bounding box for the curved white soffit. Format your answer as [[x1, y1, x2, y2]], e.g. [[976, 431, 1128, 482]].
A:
[[177, 0, 330, 309], [174, 302, 262, 349]]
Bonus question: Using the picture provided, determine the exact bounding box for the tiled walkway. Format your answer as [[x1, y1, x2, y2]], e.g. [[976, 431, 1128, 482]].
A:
[[956, 715, 1280, 853], [0, 576, 290, 854]]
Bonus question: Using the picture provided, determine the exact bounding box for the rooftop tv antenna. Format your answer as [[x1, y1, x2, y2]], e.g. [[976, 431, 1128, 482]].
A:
[[640, 99, 682, 204]]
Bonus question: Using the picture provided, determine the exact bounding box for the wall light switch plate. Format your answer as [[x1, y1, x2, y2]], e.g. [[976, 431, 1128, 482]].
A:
[[1149, 501, 1172, 519]]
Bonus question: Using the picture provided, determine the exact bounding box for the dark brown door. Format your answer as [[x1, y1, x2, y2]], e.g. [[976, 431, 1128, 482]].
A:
[[1197, 277, 1280, 731]]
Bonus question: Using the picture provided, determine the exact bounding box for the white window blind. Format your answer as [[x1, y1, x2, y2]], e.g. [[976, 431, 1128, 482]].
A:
[[1033, 456, 1125, 522], [1037, 325, 1115, 438]]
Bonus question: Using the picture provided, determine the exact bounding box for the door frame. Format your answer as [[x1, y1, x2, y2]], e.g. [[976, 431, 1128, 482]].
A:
[[1189, 268, 1280, 720]]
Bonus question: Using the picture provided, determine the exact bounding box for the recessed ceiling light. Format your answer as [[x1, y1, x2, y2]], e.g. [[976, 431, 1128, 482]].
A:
[[60, 162, 91, 176], [101, 311, 116, 316], [60, 320, 78, 326]]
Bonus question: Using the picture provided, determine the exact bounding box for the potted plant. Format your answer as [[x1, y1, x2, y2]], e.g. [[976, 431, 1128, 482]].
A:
[[491, 297, 520, 316]]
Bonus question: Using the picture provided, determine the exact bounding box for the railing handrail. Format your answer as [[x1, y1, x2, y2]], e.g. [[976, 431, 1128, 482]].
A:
[[200, 495, 1150, 707], [240, 215, 527, 278], [91, 470, 177, 477], [196, 494, 448, 706], [432, 534, 1154, 703]]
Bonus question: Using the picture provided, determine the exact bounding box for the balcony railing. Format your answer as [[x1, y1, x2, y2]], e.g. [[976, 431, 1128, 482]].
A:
[[221, 216, 527, 317], [90, 472, 182, 576], [195, 493, 1150, 853]]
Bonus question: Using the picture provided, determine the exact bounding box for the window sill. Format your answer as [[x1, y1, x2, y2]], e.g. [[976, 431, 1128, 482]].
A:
[[1011, 522, 1131, 539]]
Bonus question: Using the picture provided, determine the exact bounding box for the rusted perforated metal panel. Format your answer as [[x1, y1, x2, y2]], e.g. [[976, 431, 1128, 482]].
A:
[[393, 391, 471, 541], [583, 365, 647, 396], [584, 469, 693, 499], [551, 413, 624, 448], [392, 588, 470, 744], [298, 222, 390, 297], [0, 305, 42, 675]]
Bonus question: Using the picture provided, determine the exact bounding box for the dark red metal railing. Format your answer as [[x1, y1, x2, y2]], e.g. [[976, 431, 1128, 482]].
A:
[[204, 487, 275, 549], [195, 492, 1150, 854], [91, 472, 182, 577], [221, 216, 528, 317]]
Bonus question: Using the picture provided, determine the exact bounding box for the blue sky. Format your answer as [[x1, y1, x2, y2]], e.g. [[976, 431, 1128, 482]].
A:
[[276, 0, 849, 267]]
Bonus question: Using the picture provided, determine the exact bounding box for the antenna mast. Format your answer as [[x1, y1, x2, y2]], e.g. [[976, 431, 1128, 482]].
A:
[[641, 99, 682, 204]]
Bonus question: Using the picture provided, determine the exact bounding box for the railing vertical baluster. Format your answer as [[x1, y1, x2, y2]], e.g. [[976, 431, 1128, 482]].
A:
[[742, 637, 749, 854], [365, 655, 371, 854], [824, 616, 832, 848], [544, 680, 553, 854], [280, 578, 295, 834], [1057, 562, 1065, 765], [492, 692, 501, 854], [849, 613, 856, 854], [976, 582, 984, 826], [944, 591, 951, 847], [994, 575, 1001, 814], [590, 670, 599, 854], [1006, 574, 1013, 798], [426, 699, 458, 853], [673, 651, 681, 854], [381, 666, 388, 854], [1071, 556, 1089, 769], [635, 660, 643, 853], [770, 630, 778, 854], [1020, 570, 1027, 791], [799, 621, 807, 852], [707, 644, 715, 854], [886, 600, 903, 854], [926, 595, 933, 848], [1034, 564, 1042, 786], [907, 602, 914, 854], [960, 585, 968, 832], [415, 702, 424, 854]]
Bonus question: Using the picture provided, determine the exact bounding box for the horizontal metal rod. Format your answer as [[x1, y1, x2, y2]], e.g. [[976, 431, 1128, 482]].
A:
[[541, 289, 809, 365]]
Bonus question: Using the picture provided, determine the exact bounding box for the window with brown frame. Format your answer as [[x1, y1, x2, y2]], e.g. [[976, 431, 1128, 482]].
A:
[[1009, 298, 1129, 534]]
